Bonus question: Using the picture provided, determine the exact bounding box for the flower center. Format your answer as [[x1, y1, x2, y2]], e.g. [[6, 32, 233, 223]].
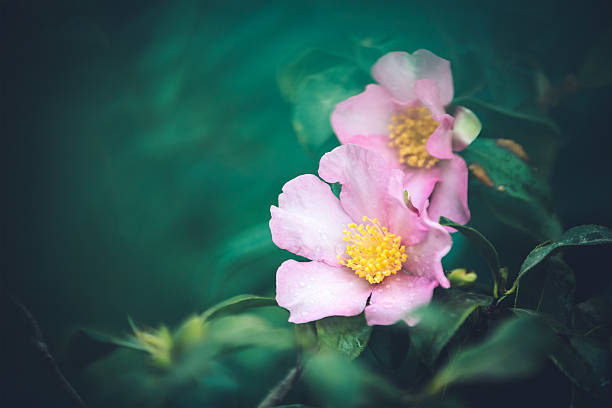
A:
[[388, 106, 439, 169], [337, 216, 407, 284]]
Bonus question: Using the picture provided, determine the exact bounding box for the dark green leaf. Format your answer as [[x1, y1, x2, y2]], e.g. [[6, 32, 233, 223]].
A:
[[439, 217, 501, 296], [507, 225, 612, 296], [427, 316, 556, 393], [573, 295, 612, 337], [292, 65, 369, 153], [461, 138, 563, 241], [515, 256, 575, 325], [409, 288, 492, 368], [514, 308, 610, 401], [315, 314, 372, 360], [201, 294, 277, 322]]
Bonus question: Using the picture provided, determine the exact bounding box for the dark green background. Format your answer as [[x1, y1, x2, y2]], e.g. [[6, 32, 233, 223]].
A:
[[2, 0, 611, 407]]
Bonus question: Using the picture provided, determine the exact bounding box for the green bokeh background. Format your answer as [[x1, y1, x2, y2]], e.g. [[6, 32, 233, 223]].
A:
[[3, 0, 611, 407]]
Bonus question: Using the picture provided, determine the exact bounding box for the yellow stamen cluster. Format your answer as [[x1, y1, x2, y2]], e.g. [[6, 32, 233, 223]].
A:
[[388, 106, 439, 168], [337, 216, 407, 284]]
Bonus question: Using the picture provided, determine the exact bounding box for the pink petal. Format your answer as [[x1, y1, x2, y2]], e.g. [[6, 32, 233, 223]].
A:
[[414, 78, 445, 119], [385, 169, 429, 245], [425, 115, 455, 160], [414, 79, 455, 160], [276, 260, 372, 323], [371, 51, 418, 104], [319, 144, 391, 225], [371, 50, 454, 106], [270, 174, 353, 265], [347, 134, 401, 170], [403, 209, 452, 288], [452, 106, 482, 151], [364, 274, 438, 326], [399, 166, 443, 214], [331, 84, 395, 144], [412, 49, 454, 106], [428, 155, 470, 226]]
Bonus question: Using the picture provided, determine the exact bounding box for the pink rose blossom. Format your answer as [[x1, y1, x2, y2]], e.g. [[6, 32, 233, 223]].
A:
[[270, 144, 452, 326], [331, 50, 481, 225]]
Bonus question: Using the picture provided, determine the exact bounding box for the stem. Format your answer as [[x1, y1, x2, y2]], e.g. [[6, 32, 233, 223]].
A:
[[5, 292, 87, 407], [256, 353, 303, 408]]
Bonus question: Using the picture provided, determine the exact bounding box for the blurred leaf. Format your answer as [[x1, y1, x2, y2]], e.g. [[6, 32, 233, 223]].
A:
[[440, 217, 501, 296], [315, 314, 372, 360], [294, 322, 318, 350], [67, 328, 147, 369], [210, 223, 277, 297], [304, 352, 400, 407], [462, 138, 563, 241], [172, 315, 207, 352], [515, 256, 575, 325], [513, 309, 610, 401], [132, 325, 174, 367], [207, 314, 293, 351], [277, 49, 351, 103], [201, 294, 277, 322], [410, 288, 491, 368], [352, 36, 398, 71], [428, 316, 556, 393], [292, 65, 369, 153], [367, 324, 411, 369], [506, 224, 612, 296]]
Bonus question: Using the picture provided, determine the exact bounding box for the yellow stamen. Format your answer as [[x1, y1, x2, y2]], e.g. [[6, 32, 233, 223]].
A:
[[337, 216, 407, 284], [388, 106, 439, 168]]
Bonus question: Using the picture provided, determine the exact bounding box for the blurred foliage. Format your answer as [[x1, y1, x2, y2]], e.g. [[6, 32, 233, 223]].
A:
[[3, 0, 611, 407], [409, 288, 492, 368]]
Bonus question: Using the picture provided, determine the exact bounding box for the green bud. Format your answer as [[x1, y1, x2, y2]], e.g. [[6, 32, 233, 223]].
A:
[[448, 268, 477, 287]]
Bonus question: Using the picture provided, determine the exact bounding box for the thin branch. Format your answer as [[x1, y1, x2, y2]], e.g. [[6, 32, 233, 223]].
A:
[[6, 292, 87, 407], [256, 353, 303, 408]]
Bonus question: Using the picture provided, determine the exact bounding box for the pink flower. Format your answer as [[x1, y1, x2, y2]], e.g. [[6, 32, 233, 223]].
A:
[[331, 50, 481, 225], [270, 144, 452, 326]]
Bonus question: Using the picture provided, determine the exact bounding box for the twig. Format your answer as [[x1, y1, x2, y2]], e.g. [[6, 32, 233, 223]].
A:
[[5, 292, 87, 407], [256, 353, 303, 408]]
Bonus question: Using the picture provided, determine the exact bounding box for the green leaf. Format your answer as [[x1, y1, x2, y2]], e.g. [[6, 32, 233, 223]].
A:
[[461, 138, 563, 241], [439, 217, 501, 296], [201, 294, 277, 322], [409, 288, 492, 368], [292, 65, 369, 153], [67, 328, 147, 368], [277, 49, 351, 103], [315, 314, 372, 360], [427, 316, 556, 393], [506, 225, 612, 297]]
